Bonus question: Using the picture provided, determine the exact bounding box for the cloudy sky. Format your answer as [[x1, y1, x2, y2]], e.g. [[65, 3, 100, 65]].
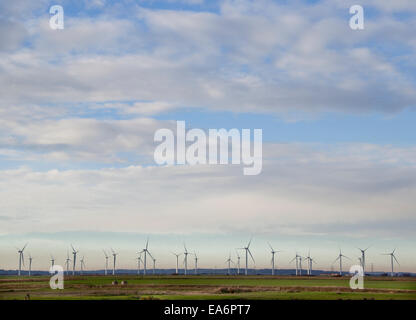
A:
[[0, 0, 415, 272]]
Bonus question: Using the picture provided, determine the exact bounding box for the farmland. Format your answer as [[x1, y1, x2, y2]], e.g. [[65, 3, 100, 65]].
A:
[[0, 275, 415, 300]]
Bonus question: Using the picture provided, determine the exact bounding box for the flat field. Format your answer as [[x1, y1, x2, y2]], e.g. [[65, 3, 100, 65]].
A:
[[0, 275, 415, 300]]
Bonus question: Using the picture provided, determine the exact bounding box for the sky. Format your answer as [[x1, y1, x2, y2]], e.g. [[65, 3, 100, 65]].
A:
[[0, 0, 415, 272]]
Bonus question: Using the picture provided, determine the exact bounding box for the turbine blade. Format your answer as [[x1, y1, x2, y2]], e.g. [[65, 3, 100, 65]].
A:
[[248, 249, 255, 263], [393, 255, 400, 266], [247, 238, 252, 248]]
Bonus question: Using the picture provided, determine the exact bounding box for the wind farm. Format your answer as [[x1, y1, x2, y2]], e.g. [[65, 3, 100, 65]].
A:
[[1, 240, 415, 300]]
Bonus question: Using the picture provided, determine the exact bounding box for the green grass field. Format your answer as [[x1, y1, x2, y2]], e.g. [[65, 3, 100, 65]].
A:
[[1, 275, 415, 300]]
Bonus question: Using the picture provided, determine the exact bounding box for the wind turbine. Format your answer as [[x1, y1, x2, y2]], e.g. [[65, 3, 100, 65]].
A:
[[193, 252, 198, 275], [152, 256, 156, 275], [226, 252, 234, 275], [357, 246, 370, 274], [268, 243, 281, 276], [298, 256, 304, 275], [237, 239, 255, 275], [290, 253, 300, 276], [28, 254, 33, 276], [17, 243, 27, 276], [235, 250, 241, 275], [172, 252, 181, 274], [50, 255, 55, 268], [103, 250, 109, 275], [111, 248, 118, 275], [382, 249, 399, 277], [136, 253, 143, 275], [65, 252, 71, 275], [183, 243, 190, 275], [80, 256, 85, 275], [139, 238, 152, 275], [71, 245, 78, 276], [333, 250, 350, 276], [305, 251, 316, 275]]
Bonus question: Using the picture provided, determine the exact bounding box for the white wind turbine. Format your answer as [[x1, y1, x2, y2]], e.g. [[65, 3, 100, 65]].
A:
[[193, 252, 198, 275], [357, 246, 370, 274], [139, 238, 153, 276], [298, 255, 304, 275], [305, 251, 316, 275], [80, 256, 85, 275], [235, 250, 241, 275], [65, 252, 71, 275], [50, 255, 55, 268], [17, 243, 27, 276], [172, 252, 181, 274], [290, 253, 301, 276], [71, 245, 78, 276], [237, 239, 255, 275], [226, 252, 234, 275], [151, 256, 156, 274], [334, 250, 350, 276], [103, 250, 109, 275], [268, 243, 281, 276], [183, 243, 190, 275], [382, 249, 399, 277], [111, 248, 118, 275], [28, 254, 33, 277], [136, 253, 143, 275]]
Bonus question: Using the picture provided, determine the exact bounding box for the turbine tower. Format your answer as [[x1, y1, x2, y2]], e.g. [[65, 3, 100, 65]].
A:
[[28, 254, 33, 277], [193, 252, 198, 275], [226, 253, 234, 275], [136, 254, 142, 275], [103, 250, 109, 275], [71, 245, 78, 276], [17, 243, 27, 276], [238, 239, 255, 275], [235, 250, 241, 275], [357, 247, 370, 274], [111, 248, 118, 275], [290, 253, 300, 276], [268, 243, 280, 276], [298, 256, 303, 275], [80, 256, 85, 275], [172, 252, 181, 274], [139, 238, 152, 276], [152, 256, 156, 274], [50, 255, 55, 268], [305, 251, 316, 275], [333, 250, 350, 276], [65, 252, 71, 275], [183, 243, 190, 275], [382, 249, 399, 277]]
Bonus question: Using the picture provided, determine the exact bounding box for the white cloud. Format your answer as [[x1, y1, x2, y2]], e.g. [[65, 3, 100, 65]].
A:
[[1, 143, 415, 238], [0, 0, 415, 116]]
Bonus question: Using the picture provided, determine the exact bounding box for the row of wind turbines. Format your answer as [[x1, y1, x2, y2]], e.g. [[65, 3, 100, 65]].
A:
[[14, 240, 400, 277]]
